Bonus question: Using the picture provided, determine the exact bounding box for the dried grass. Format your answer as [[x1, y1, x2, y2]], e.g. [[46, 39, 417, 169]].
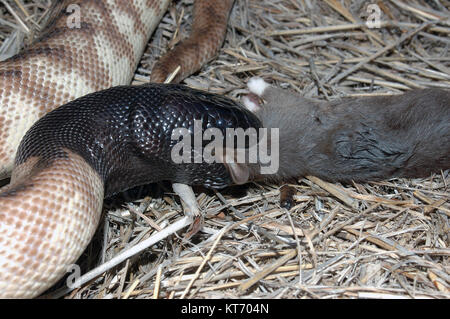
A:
[[0, 0, 449, 299]]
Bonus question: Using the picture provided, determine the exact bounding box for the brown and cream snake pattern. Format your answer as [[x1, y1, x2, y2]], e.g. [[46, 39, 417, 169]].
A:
[[0, 0, 234, 298]]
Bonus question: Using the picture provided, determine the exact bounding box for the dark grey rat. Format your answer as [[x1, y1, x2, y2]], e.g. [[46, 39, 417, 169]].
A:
[[222, 77, 450, 184]]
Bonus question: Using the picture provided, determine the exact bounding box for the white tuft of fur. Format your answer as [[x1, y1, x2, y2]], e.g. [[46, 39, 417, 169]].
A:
[[247, 77, 269, 97], [242, 96, 260, 113]]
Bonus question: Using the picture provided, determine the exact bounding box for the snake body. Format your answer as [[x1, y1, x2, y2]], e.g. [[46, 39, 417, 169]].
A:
[[0, 0, 234, 298]]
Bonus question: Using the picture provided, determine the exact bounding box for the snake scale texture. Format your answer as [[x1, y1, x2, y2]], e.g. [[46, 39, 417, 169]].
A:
[[0, 0, 234, 298]]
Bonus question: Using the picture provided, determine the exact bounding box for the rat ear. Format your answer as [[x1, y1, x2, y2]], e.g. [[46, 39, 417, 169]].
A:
[[242, 93, 262, 113], [215, 148, 251, 185]]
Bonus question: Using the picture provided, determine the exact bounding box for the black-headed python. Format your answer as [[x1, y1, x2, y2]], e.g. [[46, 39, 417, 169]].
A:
[[0, 0, 235, 298]]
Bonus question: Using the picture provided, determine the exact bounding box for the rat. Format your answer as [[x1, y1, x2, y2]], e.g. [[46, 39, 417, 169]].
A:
[[221, 77, 450, 184]]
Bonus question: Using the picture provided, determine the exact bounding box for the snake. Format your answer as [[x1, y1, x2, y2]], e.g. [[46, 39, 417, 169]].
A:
[[0, 0, 236, 298], [2, 0, 448, 299]]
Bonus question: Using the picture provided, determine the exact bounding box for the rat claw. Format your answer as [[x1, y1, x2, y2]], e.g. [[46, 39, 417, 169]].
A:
[[184, 215, 204, 239], [172, 183, 204, 237], [247, 77, 270, 97]]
